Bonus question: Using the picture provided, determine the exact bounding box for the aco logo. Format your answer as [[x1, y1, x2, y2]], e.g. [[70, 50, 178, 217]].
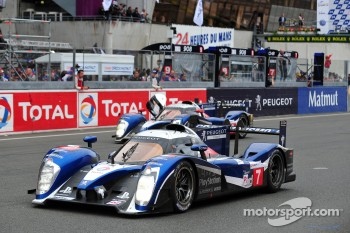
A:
[[80, 95, 97, 124], [0, 97, 12, 129]]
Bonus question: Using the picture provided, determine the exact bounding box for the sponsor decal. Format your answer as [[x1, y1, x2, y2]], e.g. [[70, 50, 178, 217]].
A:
[[106, 200, 126, 206], [0, 95, 13, 131], [200, 128, 227, 141], [52, 196, 75, 201], [242, 173, 252, 187], [96, 166, 111, 171], [57, 145, 80, 150], [197, 166, 221, 195], [117, 192, 130, 199], [199, 176, 221, 187], [59, 187, 72, 194]]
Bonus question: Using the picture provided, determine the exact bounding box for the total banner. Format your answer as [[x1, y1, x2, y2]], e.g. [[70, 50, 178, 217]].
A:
[[0, 91, 77, 133], [0, 89, 207, 133], [206, 88, 298, 117]]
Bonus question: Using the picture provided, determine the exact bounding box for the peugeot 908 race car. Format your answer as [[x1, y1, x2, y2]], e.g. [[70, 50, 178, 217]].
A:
[[29, 121, 295, 215], [114, 94, 252, 143]]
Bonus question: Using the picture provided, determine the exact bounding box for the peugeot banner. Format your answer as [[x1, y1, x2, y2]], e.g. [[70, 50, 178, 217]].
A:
[[206, 88, 298, 117]]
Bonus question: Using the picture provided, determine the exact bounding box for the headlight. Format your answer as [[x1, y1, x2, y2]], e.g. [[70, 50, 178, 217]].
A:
[[116, 119, 129, 137], [135, 166, 157, 206], [172, 119, 182, 125], [36, 158, 60, 195]]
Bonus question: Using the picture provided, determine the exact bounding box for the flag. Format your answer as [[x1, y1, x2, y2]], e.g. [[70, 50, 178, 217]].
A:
[[193, 0, 203, 26], [102, 0, 113, 11]]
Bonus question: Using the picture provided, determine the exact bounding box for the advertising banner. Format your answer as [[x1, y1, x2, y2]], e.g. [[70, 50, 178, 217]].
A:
[[13, 92, 77, 132], [0, 94, 14, 133], [171, 24, 234, 49], [161, 89, 207, 105], [99, 89, 207, 127], [63, 63, 99, 75], [98, 90, 149, 126], [317, 0, 350, 34], [101, 63, 134, 75], [298, 86, 347, 114], [207, 88, 298, 117]]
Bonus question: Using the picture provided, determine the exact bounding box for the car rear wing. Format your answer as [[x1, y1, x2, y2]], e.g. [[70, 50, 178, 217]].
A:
[[232, 120, 287, 154]]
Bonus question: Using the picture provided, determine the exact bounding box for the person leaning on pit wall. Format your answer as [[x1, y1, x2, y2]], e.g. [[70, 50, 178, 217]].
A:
[[75, 69, 89, 90], [151, 68, 162, 91]]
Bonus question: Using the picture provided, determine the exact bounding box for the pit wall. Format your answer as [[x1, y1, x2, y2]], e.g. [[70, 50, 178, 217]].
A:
[[0, 86, 347, 134]]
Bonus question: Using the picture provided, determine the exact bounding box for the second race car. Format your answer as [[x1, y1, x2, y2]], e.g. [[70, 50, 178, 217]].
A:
[[113, 94, 252, 143]]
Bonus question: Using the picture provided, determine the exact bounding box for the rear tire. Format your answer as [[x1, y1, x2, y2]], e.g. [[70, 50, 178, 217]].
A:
[[266, 150, 285, 193], [238, 115, 249, 138], [172, 161, 195, 212]]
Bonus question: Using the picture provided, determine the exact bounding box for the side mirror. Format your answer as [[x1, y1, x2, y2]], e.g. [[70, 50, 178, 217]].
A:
[[191, 144, 208, 152], [83, 136, 97, 148], [191, 144, 208, 160], [138, 108, 145, 114]]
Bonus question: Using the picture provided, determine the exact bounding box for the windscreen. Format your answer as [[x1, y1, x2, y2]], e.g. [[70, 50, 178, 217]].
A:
[[113, 137, 168, 163]]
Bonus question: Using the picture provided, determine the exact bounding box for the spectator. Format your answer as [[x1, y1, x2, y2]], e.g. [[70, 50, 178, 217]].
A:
[[126, 6, 133, 20], [278, 13, 286, 27], [132, 7, 141, 22], [179, 73, 187, 81], [278, 50, 290, 81], [151, 68, 162, 90], [298, 14, 304, 27], [75, 69, 89, 90], [24, 68, 36, 81], [162, 72, 170, 81], [140, 9, 148, 23], [145, 68, 151, 81], [101, 0, 112, 20], [41, 71, 49, 81], [0, 68, 8, 81], [168, 69, 179, 81], [131, 70, 141, 81]]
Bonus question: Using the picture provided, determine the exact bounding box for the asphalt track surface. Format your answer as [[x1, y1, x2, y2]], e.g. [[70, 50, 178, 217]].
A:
[[1, 113, 349, 233]]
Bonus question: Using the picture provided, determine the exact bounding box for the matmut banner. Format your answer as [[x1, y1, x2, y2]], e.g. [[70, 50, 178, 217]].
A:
[[0, 89, 207, 133]]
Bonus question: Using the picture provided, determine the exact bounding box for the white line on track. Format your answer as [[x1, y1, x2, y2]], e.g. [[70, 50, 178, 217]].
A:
[[253, 112, 350, 122], [0, 112, 349, 141]]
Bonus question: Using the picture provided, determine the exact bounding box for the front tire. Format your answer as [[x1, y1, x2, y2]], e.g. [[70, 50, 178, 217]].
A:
[[266, 150, 285, 193], [172, 161, 196, 212]]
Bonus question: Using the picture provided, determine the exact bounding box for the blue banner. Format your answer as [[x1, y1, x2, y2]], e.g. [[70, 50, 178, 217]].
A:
[[298, 87, 347, 114]]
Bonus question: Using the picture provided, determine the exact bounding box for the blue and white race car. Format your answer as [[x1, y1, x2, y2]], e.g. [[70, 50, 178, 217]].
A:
[[114, 94, 252, 143], [29, 121, 295, 215]]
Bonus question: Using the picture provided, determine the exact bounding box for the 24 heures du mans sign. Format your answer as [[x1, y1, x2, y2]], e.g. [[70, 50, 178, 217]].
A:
[[265, 35, 350, 43]]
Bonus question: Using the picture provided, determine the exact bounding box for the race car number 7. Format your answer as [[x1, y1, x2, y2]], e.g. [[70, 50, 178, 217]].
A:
[[253, 167, 264, 186]]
